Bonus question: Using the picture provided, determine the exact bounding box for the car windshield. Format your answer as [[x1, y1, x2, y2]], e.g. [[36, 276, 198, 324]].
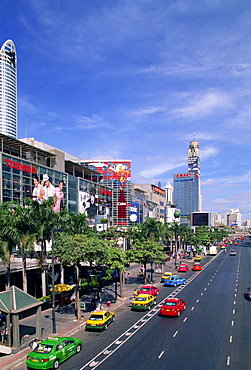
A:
[[34, 344, 53, 354], [170, 277, 176, 280], [164, 301, 176, 306], [141, 288, 150, 291], [136, 297, 146, 301], [89, 315, 104, 320]]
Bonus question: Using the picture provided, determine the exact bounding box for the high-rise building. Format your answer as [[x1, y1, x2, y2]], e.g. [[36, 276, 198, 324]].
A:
[[0, 40, 17, 139], [214, 212, 222, 226], [173, 138, 201, 224], [173, 172, 199, 222], [188, 138, 202, 211]]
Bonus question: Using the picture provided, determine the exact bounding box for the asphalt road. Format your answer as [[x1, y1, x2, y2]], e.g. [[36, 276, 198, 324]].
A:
[[15, 239, 251, 370]]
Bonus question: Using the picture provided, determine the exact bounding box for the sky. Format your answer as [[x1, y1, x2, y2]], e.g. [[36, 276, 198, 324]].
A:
[[1, 0, 250, 221]]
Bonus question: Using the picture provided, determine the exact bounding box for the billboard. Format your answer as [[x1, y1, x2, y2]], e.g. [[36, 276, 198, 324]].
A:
[[190, 212, 211, 227], [130, 202, 140, 223]]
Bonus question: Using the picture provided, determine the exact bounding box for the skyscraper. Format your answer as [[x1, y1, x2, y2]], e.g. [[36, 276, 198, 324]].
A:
[[173, 137, 201, 224], [0, 40, 17, 139], [187, 138, 202, 210]]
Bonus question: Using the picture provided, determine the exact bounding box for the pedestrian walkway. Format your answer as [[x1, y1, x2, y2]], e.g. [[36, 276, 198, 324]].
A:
[[0, 259, 197, 370]]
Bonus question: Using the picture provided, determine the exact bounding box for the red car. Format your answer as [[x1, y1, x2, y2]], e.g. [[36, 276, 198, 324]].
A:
[[234, 242, 238, 245], [192, 263, 202, 271], [160, 298, 186, 316], [178, 263, 189, 272], [137, 285, 159, 296]]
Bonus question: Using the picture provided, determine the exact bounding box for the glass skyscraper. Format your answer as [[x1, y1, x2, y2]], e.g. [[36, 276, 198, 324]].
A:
[[0, 40, 17, 139]]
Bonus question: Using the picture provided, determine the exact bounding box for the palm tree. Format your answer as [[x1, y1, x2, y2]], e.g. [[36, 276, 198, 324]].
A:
[[0, 203, 20, 289]]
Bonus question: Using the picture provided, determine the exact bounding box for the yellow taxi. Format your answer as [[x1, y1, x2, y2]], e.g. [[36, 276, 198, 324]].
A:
[[194, 256, 202, 261], [161, 272, 174, 282], [85, 310, 115, 331], [131, 294, 156, 311]]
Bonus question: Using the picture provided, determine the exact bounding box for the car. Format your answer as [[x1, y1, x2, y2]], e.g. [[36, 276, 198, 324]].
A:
[[163, 275, 186, 287], [230, 250, 236, 256], [178, 263, 189, 272], [26, 336, 82, 369], [194, 256, 202, 261], [247, 287, 251, 300], [136, 285, 159, 296], [160, 298, 187, 316], [192, 263, 202, 271], [85, 310, 115, 331], [131, 294, 156, 311], [234, 242, 238, 245], [161, 272, 174, 282]]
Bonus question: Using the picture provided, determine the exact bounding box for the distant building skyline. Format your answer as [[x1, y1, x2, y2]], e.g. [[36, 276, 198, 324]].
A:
[[0, 40, 17, 139]]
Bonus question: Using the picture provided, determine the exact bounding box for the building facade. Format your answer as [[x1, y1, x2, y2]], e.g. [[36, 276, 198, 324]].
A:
[[0, 40, 17, 139], [173, 172, 199, 222], [0, 134, 112, 227], [79, 160, 131, 226]]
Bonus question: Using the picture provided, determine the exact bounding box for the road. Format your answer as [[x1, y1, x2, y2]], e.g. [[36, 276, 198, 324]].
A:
[[15, 239, 251, 370]]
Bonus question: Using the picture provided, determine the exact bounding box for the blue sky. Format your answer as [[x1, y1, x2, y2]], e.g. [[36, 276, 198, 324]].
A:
[[1, 0, 250, 220]]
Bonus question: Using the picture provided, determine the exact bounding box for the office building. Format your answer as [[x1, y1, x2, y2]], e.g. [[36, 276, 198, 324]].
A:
[[0, 40, 17, 139], [173, 172, 199, 224], [224, 208, 242, 227], [213, 212, 222, 226]]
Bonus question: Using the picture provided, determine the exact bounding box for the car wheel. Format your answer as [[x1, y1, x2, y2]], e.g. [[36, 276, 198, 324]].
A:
[[154, 299, 157, 305], [183, 305, 186, 310], [112, 316, 115, 322], [174, 283, 177, 287], [53, 359, 60, 369], [76, 344, 81, 353], [104, 324, 108, 330], [177, 311, 180, 317]]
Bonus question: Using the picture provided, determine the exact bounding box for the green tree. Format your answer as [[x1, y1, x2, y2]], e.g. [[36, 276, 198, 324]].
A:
[[126, 239, 165, 283], [107, 245, 126, 298], [0, 203, 20, 289]]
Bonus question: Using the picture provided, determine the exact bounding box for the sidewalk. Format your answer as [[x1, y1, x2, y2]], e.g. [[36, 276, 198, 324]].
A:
[[0, 260, 192, 370]]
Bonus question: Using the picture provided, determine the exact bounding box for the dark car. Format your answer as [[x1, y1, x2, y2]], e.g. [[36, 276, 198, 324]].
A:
[[247, 287, 251, 300]]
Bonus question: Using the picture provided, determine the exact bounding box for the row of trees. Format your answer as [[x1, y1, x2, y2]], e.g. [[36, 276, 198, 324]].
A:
[[0, 199, 228, 319]]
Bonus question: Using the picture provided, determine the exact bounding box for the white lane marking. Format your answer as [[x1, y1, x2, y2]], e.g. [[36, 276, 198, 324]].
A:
[[183, 317, 187, 322], [196, 299, 199, 303], [229, 336, 233, 343], [90, 362, 99, 367], [204, 288, 207, 291], [173, 331, 178, 337], [233, 309, 235, 314], [231, 321, 235, 326], [191, 306, 195, 310], [158, 351, 165, 359], [201, 293, 204, 296], [233, 301, 236, 305], [227, 357, 231, 366]]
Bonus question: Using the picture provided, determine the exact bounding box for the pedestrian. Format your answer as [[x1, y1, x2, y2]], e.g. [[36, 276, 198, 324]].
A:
[[32, 339, 39, 351], [127, 273, 131, 284], [0, 322, 6, 344]]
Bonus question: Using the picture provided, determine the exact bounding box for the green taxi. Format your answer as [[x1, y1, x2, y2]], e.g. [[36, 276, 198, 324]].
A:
[[85, 310, 115, 331], [26, 336, 82, 369], [131, 294, 156, 311]]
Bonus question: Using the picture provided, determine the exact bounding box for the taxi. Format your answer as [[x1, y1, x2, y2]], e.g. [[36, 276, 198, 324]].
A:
[[131, 294, 156, 311], [178, 263, 189, 272], [192, 263, 202, 271], [26, 336, 82, 369], [161, 272, 174, 282], [163, 275, 186, 287], [85, 310, 115, 331], [160, 298, 186, 316], [137, 285, 159, 296], [194, 256, 202, 261]]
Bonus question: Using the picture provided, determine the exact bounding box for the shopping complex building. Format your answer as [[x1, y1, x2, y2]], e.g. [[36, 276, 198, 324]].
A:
[[0, 134, 179, 228]]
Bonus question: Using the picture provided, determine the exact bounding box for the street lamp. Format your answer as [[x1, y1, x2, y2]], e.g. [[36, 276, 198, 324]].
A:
[[173, 211, 180, 268], [51, 229, 62, 334]]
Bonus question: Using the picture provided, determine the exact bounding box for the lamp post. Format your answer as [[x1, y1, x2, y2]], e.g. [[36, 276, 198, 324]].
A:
[[51, 229, 62, 334]]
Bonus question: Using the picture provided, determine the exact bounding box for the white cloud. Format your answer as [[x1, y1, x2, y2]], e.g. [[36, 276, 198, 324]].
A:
[[138, 161, 185, 178], [200, 146, 219, 160], [171, 91, 232, 119]]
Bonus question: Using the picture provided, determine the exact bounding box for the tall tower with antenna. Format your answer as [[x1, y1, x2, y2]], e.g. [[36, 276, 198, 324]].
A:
[[188, 132, 202, 211]]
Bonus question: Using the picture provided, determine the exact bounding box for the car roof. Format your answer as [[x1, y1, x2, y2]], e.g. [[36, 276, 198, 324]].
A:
[[90, 310, 111, 315], [140, 285, 155, 289], [136, 294, 151, 298], [42, 336, 75, 345], [165, 298, 180, 302]]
